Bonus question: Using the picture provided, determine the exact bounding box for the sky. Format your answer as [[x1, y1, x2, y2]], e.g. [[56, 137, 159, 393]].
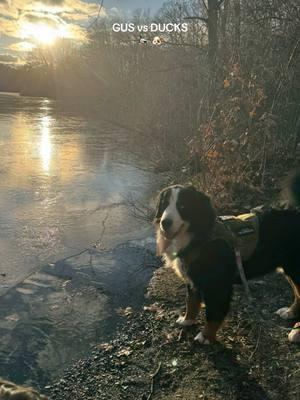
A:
[[105, 1, 163, 12], [0, 0, 165, 64]]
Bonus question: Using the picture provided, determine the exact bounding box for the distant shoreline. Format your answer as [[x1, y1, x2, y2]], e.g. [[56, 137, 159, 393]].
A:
[[0, 91, 54, 100], [0, 91, 20, 96]]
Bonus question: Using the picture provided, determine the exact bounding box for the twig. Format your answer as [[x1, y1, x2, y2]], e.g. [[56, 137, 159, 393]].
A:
[[93, 212, 109, 249], [248, 326, 261, 360], [177, 328, 184, 341], [0, 213, 110, 298], [96, 0, 104, 20], [146, 362, 162, 400], [184, 16, 208, 23], [123, 195, 153, 223], [58, 248, 90, 263], [259, 133, 267, 186], [89, 0, 104, 28], [201, 0, 208, 12], [271, 38, 300, 112], [235, 249, 252, 300]]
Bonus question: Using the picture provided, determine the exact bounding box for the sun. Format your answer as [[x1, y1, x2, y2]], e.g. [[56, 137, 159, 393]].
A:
[[21, 22, 69, 46]]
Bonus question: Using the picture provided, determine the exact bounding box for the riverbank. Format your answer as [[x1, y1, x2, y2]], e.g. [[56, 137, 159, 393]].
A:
[[44, 264, 300, 400]]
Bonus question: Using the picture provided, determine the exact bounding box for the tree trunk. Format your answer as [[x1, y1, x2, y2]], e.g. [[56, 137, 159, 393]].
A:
[[233, 0, 241, 62], [220, 0, 230, 63], [207, 0, 219, 108], [207, 0, 219, 72]]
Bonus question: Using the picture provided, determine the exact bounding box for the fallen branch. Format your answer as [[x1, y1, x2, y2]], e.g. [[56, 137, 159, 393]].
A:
[[146, 361, 162, 400], [248, 326, 262, 360], [124, 195, 154, 223]]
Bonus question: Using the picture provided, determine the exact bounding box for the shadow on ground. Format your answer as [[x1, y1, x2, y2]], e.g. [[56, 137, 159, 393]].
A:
[[0, 238, 157, 389]]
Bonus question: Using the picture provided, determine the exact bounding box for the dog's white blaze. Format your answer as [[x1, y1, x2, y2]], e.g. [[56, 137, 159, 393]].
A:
[[156, 186, 192, 284], [160, 187, 183, 235]]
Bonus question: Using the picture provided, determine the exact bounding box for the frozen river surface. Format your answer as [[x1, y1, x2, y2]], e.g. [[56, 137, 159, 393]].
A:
[[0, 93, 159, 387]]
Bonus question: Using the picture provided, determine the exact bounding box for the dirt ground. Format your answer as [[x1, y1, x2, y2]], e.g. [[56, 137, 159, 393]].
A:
[[45, 265, 300, 400]]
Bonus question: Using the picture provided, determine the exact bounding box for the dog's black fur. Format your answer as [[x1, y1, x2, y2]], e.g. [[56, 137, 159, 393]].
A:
[[154, 173, 300, 343]]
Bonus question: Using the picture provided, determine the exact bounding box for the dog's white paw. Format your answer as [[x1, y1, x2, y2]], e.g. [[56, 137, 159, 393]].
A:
[[176, 315, 197, 326], [275, 307, 297, 320], [194, 331, 211, 345], [288, 323, 300, 343]]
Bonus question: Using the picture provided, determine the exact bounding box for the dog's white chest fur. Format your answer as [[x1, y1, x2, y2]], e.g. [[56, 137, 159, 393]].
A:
[[167, 257, 187, 281], [161, 231, 192, 283], [155, 185, 193, 284]]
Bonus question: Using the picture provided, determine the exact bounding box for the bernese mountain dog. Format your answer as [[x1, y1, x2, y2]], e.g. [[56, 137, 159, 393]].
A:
[[154, 174, 300, 344]]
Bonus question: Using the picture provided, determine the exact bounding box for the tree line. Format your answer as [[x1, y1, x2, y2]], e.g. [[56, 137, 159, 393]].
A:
[[1, 0, 299, 207]]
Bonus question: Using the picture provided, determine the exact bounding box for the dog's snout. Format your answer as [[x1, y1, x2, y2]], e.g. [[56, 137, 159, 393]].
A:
[[161, 218, 173, 231]]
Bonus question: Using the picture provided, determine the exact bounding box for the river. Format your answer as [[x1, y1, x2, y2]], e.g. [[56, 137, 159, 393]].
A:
[[0, 93, 159, 387]]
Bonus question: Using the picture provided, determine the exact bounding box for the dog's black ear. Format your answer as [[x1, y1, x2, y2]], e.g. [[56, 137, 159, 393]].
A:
[[154, 188, 169, 221], [190, 190, 216, 235], [154, 190, 164, 220]]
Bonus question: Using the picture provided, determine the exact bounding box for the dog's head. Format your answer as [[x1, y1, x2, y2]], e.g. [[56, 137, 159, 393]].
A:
[[154, 185, 216, 241]]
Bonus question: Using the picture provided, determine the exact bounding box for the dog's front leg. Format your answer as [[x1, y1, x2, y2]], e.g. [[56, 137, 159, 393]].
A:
[[177, 285, 201, 326], [194, 285, 232, 344]]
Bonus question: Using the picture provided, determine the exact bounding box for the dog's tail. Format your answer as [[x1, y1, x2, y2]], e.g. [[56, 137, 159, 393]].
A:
[[290, 171, 300, 206]]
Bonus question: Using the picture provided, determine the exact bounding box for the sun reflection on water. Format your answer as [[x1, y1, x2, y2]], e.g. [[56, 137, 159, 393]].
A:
[[39, 115, 52, 172]]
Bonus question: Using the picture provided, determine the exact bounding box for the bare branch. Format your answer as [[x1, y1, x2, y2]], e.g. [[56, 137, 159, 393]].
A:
[[201, 0, 208, 12], [184, 16, 208, 23]]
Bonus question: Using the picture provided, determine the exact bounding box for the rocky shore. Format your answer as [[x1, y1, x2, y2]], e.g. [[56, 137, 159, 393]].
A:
[[44, 266, 300, 400]]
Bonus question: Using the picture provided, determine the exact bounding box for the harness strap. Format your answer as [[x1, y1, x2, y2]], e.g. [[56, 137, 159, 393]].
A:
[[235, 248, 252, 300], [176, 228, 252, 300]]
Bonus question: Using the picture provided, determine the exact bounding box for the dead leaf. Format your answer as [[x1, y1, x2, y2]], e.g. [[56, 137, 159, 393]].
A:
[[117, 348, 133, 357], [116, 307, 134, 317], [224, 79, 230, 88], [98, 343, 114, 352], [143, 303, 163, 313]]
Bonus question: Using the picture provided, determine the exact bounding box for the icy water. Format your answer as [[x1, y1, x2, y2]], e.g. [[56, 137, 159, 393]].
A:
[[0, 93, 159, 387]]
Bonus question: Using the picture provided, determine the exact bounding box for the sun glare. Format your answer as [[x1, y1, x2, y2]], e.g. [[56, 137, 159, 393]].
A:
[[21, 22, 69, 45], [39, 115, 52, 172]]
